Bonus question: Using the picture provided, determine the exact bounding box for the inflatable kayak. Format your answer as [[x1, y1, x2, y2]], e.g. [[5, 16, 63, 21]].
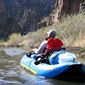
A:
[[20, 50, 85, 81]]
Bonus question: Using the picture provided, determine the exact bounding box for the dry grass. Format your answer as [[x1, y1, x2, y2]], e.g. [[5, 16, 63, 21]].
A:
[[54, 13, 85, 47], [31, 13, 85, 48]]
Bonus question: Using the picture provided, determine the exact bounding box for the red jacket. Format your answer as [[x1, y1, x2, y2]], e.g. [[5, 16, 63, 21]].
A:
[[47, 38, 63, 51]]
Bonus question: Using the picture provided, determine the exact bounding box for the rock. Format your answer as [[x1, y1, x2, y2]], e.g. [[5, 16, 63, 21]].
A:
[[0, 0, 85, 39], [53, 0, 84, 23]]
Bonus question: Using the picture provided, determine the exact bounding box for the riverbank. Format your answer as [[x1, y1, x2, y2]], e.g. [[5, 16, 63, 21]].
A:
[[0, 13, 85, 58]]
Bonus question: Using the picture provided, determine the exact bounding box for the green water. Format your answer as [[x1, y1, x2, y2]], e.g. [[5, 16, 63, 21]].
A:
[[0, 49, 85, 85]]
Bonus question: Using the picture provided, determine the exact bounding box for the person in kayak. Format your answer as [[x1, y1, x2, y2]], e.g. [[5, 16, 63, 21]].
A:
[[34, 29, 64, 64], [27, 29, 64, 64], [35, 29, 64, 59]]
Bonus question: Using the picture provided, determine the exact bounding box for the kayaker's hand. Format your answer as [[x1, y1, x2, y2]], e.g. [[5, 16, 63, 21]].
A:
[[41, 54, 46, 58]]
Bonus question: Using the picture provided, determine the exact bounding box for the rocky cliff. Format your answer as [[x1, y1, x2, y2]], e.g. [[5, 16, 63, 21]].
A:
[[0, 0, 85, 39], [53, 0, 85, 23], [0, 0, 57, 39]]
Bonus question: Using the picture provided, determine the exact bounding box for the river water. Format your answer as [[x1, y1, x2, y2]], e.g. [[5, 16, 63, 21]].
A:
[[0, 48, 85, 85]]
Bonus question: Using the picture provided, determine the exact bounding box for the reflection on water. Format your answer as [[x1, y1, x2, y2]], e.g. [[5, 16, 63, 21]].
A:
[[0, 48, 85, 85], [0, 50, 25, 85]]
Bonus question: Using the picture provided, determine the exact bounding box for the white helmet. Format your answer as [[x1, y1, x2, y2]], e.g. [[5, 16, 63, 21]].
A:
[[47, 29, 56, 38]]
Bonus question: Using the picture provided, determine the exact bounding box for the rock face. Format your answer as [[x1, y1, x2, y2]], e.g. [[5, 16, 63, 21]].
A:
[[0, 0, 85, 39], [0, 0, 56, 39], [53, 0, 85, 23]]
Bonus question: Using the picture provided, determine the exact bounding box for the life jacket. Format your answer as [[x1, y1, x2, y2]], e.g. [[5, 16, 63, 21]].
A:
[[47, 38, 63, 51]]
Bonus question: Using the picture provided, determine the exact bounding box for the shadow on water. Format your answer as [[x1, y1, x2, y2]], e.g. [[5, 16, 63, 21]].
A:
[[17, 68, 85, 85], [53, 64, 85, 83], [20, 68, 85, 85], [0, 50, 26, 85], [0, 47, 85, 85]]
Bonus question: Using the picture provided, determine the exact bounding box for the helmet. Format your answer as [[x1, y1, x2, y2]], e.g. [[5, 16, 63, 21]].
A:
[[47, 29, 56, 38]]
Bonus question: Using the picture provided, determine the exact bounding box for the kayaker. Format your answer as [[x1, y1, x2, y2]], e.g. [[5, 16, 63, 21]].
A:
[[34, 29, 64, 64], [27, 29, 64, 61], [36, 29, 64, 58]]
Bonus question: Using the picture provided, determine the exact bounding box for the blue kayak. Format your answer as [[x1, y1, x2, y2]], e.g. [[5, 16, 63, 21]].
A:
[[20, 50, 85, 81]]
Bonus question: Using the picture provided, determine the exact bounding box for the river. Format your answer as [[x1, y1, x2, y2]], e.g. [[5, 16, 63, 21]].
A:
[[0, 48, 85, 85]]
